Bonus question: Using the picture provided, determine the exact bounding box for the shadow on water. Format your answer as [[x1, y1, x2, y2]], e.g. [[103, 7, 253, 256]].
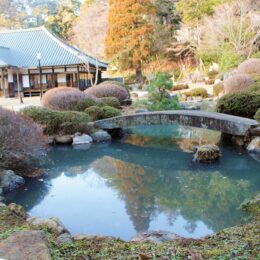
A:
[[5, 125, 260, 240]]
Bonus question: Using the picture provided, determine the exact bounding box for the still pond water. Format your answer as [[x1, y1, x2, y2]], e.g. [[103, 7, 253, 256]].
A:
[[6, 125, 260, 240]]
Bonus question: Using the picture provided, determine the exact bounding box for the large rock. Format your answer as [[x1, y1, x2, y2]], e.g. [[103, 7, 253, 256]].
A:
[[55, 135, 73, 144], [73, 134, 93, 145], [8, 203, 28, 219], [91, 130, 111, 143], [56, 233, 73, 245], [131, 231, 180, 244], [0, 169, 25, 193], [27, 216, 68, 235], [193, 144, 220, 163], [247, 137, 260, 153], [0, 230, 51, 260]]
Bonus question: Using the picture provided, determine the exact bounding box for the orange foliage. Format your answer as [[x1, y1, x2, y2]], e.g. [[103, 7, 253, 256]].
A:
[[105, 0, 156, 72]]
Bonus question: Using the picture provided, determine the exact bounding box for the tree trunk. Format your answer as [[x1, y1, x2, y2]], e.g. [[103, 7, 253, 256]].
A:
[[135, 62, 143, 84]]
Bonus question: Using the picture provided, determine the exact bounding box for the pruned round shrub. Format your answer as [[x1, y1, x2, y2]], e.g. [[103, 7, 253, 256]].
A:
[[42, 87, 95, 111], [85, 106, 103, 121], [99, 80, 126, 89], [85, 83, 130, 104], [74, 98, 99, 111], [185, 88, 208, 98], [22, 106, 92, 135], [237, 58, 260, 75], [100, 106, 121, 119], [254, 108, 260, 122], [0, 107, 47, 175], [224, 74, 254, 94], [216, 91, 260, 118], [171, 84, 189, 91], [98, 97, 121, 108]]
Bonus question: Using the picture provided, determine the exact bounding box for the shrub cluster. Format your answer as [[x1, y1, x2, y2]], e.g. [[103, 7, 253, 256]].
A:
[[171, 84, 189, 91], [0, 107, 46, 175], [185, 88, 208, 98], [254, 108, 260, 122], [85, 105, 121, 121], [237, 58, 260, 75], [74, 98, 99, 111], [42, 87, 95, 111], [216, 91, 260, 118], [98, 97, 121, 108], [85, 82, 129, 104], [224, 74, 254, 94], [22, 106, 92, 135]]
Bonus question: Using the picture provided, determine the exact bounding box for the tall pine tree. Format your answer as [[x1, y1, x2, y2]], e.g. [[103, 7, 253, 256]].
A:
[[105, 0, 156, 83]]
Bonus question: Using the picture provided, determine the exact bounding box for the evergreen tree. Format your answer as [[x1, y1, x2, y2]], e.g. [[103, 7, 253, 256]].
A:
[[105, 0, 156, 84]]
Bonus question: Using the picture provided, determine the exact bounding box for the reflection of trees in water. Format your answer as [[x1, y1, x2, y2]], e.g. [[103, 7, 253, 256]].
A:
[[92, 156, 258, 233], [125, 125, 221, 152], [92, 156, 157, 232]]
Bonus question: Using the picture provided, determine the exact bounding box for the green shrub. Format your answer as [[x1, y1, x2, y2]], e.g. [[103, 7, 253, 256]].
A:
[[98, 97, 121, 108], [147, 72, 180, 111], [21, 106, 92, 135], [185, 88, 208, 98], [216, 91, 260, 118], [171, 84, 189, 91], [254, 108, 260, 122], [213, 83, 224, 96], [74, 98, 99, 111], [85, 106, 103, 121], [100, 106, 121, 119]]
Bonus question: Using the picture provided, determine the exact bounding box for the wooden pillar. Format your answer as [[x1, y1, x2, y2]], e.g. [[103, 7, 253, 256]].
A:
[[52, 67, 55, 88], [17, 70, 23, 103], [77, 66, 80, 89], [0, 69, 6, 97]]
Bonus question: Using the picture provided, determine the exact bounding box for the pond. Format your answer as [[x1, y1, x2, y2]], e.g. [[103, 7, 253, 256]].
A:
[[5, 125, 260, 240]]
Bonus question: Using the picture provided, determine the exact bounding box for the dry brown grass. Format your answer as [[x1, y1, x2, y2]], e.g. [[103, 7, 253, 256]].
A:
[[224, 74, 254, 94], [237, 58, 260, 75], [0, 107, 47, 176], [42, 87, 95, 111]]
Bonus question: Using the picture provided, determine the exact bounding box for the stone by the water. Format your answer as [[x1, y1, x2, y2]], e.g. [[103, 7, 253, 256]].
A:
[[0, 169, 25, 193], [73, 134, 93, 145], [247, 137, 260, 153], [0, 230, 51, 260], [8, 203, 28, 219], [55, 135, 73, 144], [56, 233, 72, 245], [91, 130, 112, 143], [194, 144, 221, 163], [131, 231, 180, 244]]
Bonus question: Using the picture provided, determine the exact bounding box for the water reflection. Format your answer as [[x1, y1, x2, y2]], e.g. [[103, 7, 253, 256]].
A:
[[5, 125, 260, 240]]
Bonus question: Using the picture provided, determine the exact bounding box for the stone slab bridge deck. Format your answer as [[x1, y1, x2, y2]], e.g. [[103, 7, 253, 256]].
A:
[[92, 110, 260, 137]]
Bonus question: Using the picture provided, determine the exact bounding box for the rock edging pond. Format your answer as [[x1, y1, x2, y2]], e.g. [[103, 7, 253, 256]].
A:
[[0, 196, 259, 259]]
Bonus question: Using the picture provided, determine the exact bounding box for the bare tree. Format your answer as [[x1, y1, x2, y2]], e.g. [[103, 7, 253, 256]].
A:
[[201, 0, 260, 58]]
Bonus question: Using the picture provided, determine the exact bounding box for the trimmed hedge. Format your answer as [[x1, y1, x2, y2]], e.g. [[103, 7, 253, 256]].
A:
[[42, 87, 95, 111], [185, 88, 208, 98], [85, 105, 121, 121], [216, 91, 260, 119], [21, 106, 92, 135], [237, 58, 260, 75], [98, 97, 120, 108], [74, 98, 99, 111], [213, 83, 224, 96], [171, 84, 189, 91]]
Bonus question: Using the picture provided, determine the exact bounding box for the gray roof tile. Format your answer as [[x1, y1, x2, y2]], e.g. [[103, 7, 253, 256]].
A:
[[0, 27, 108, 69]]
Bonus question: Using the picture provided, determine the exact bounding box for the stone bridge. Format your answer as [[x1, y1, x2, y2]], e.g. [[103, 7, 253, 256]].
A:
[[93, 110, 260, 137]]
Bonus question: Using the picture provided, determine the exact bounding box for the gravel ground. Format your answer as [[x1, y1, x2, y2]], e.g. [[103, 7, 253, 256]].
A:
[[0, 97, 41, 111]]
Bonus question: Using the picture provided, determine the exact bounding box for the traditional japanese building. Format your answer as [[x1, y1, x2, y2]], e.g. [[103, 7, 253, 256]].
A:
[[0, 26, 108, 97]]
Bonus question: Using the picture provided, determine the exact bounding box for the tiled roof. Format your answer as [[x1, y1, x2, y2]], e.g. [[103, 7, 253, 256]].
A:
[[0, 27, 108, 69]]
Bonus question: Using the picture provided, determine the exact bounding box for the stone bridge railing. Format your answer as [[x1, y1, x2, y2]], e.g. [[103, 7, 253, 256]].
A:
[[92, 110, 260, 137]]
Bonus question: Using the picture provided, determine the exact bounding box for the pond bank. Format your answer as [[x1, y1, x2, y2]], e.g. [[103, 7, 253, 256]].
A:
[[0, 195, 259, 259]]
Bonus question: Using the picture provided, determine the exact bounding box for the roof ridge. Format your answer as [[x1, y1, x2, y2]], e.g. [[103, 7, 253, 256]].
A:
[[0, 26, 45, 34]]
